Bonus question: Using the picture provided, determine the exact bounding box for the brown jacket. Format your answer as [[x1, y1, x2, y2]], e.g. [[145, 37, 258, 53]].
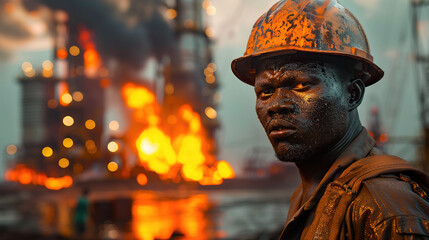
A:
[[280, 129, 429, 239]]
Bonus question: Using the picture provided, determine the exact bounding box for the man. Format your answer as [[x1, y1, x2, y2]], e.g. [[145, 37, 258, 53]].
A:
[[231, 0, 429, 239]]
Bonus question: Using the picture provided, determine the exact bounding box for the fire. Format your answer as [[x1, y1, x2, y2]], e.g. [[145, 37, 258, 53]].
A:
[[78, 27, 102, 78], [4, 164, 73, 190], [122, 83, 235, 184]]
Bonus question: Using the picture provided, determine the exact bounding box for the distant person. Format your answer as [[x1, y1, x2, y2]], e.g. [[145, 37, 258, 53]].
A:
[[231, 0, 429, 239], [74, 188, 90, 237]]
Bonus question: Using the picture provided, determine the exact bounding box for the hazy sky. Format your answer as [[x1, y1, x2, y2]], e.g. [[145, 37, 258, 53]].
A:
[[0, 0, 425, 176]]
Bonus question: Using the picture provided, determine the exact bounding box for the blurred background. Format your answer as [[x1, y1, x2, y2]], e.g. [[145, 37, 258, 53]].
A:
[[0, 0, 428, 239]]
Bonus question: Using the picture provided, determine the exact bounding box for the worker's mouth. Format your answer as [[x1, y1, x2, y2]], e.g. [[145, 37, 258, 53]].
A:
[[267, 119, 297, 140]]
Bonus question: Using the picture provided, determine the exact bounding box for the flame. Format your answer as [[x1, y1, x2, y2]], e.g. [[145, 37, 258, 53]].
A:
[[4, 164, 73, 190], [78, 27, 102, 78], [122, 83, 235, 184], [58, 81, 71, 106]]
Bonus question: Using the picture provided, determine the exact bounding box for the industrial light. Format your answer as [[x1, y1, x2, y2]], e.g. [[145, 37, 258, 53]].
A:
[[107, 141, 119, 153], [42, 147, 53, 157], [107, 162, 118, 172], [85, 119, 96, 130], [63, 116, 74, 126], [109, 121, 119, 131], [6, 145, 17, 155], [63, 138, 74, 148], [58, 158, 70, 168]]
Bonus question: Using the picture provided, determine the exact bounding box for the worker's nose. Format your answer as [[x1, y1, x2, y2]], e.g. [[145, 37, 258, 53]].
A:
[[267, 94, 296, 117]]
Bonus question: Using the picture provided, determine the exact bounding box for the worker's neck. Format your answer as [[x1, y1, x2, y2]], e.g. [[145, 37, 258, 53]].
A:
[[297, 111, 362, 192]]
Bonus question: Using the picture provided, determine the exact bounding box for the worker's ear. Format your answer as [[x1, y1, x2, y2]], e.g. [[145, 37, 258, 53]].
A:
[[347, 78, 365, 111]]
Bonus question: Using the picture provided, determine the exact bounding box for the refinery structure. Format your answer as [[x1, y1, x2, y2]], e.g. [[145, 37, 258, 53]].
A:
[[5, 0, 235, 190]]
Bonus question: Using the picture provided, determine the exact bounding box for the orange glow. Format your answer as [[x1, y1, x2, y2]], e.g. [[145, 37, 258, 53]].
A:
[[85, 119, 96, 130], [78, 27, 102, 77], [205, 107, 217, 119], [4, 164, 73, 190], [133, 193, 211, 240], [100, 78, 110, 88], [63, 116, 74, 127], [72, 91, 84, 102], [58, 81, 71, 106], [6, 145, 17, 155], [107, 141, 120, 153], [63, 138, 74, 148], [122, 83, 156, 109], [107, 162, 119, 172], [45, 175, 73, 190], [217, 161, 235, 179], [109, 121, 120, 131], [56, 49, 68, 59], [165, 9, 177, 19], [122, 83, 235, 184], [136, 173, 148, 185], [42, 147, 53, 157], [379, 133, 389, 143], [58, 158, 70, 168], [69, 46, 80, 56]]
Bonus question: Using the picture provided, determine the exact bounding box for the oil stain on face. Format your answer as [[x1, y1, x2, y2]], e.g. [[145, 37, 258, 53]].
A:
[[254, 57, 349, 164]]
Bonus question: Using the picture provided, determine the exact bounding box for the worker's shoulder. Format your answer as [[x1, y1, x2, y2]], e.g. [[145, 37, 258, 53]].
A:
[[351, 173, 429, 220]]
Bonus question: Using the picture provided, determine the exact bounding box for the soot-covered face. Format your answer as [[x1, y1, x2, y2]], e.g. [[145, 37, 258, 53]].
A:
[[254, 57, 350, 163]]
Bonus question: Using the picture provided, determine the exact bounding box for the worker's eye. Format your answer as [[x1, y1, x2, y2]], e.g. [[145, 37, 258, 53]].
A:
[[257, 88, 274, 98], [293, 82, 310, 90]]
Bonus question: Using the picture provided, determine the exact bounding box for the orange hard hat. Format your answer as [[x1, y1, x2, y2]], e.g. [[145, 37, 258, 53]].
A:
[[231, 0, 384, 86]]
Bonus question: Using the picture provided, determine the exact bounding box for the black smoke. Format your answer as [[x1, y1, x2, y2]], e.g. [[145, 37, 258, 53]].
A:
[[23, 0, 178, 70]]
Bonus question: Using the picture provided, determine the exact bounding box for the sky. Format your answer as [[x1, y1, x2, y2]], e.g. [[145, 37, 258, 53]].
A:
[[0, 0, 427, 176]]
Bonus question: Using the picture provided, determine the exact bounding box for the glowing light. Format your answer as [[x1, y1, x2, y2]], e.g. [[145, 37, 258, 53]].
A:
[[136, 173, 148, 185], [165, 83, 174, 95], [165, 9, 177, 19], [72, 91, 84, 102], [42, 147, 53, 157], [21, 62, 33, 72], [24, 69, 36, 78], [69, 46, 80, 56], [206, 75, 216, 84], [208, 63, 217, 71], [57, 49, 68, 59], [107, 141, 119, 153], [122, 83, 156, 109], [379, 133, 389, 143], [6, 145, 17, 155], [205, 107, 217, 119], [217, 161, 235, 179], [63, 116, 74, 126], [206, 5, 216, 15], [205, 27, 214, 37], [202, 0, 211, 9], [85, 140, 97, 154], [58, 158, 70, 168], [61, 93, 73, 105], [63, 138, 74, 148], [107, 162, 119, 172], [109, 121, 119, 131], [45, 176, 73, 190], [42, 69, 53, 78], [42, 60, 53, 70], [85, 119, 96, 130]]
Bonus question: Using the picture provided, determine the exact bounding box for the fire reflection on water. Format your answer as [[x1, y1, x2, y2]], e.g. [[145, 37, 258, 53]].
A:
[[132, 192, 214, 240]]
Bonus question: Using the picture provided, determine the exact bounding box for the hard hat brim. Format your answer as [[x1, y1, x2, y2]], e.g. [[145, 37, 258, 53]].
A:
[[231, 47, 384, 87]]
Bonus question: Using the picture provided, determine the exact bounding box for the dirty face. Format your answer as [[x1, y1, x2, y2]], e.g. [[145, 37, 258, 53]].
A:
[[254, 57, 349, 163]]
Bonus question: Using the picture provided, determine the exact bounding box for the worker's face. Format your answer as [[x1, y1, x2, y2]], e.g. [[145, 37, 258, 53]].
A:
[[254, 58, 349, 163]]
